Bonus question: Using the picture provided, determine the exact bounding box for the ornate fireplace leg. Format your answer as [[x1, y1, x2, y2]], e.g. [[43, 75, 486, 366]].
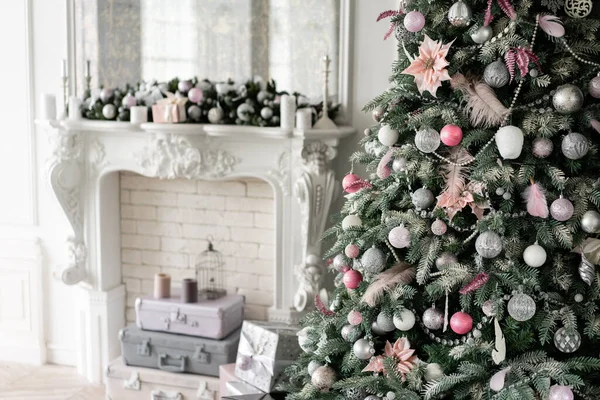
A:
[[46, 123, 87, 285], [293, 141, 341, 312]]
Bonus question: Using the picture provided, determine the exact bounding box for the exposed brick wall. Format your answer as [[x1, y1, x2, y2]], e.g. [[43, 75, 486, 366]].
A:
[[120, 172, 275, 323]]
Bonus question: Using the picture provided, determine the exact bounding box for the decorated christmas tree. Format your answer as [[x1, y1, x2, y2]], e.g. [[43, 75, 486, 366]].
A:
[[281, 1, 600, 399]]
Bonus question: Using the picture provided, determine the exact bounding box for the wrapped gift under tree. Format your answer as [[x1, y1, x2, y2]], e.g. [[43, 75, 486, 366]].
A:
[[151, 92, 187, 123], [234, 321, 301, 393]]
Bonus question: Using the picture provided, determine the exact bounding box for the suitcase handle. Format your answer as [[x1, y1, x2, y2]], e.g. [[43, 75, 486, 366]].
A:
[[157, 353, 186, 372], [151, 390, 183, 400]]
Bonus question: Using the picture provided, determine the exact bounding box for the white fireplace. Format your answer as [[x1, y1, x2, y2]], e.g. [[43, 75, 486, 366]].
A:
[[40, 119, 353, 383]]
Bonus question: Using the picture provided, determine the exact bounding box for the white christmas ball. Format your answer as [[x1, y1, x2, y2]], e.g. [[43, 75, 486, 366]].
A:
[[297, 326, 315, 353], [260, 107, 273, 119], [471, 25, 493, 44], [448, 0, 472, 27], [435, 252, 457, 270], [342, 215, 362, 230], [412, 187, 435, 210], [553, 84, 584, 114], [425, 363, 444, 381], [341, 324, 362, 342], [415, 128, 441, 153], [378, 125, 399, 146], [562, 132, 589, 160], [495, 126, 524, 159], [353, 339, 374, 360], [392, 157, 407, 172], [207, 107, 224, 123], [422, 307, 444, 330], [311, 365, 337, 391], [376, 312, 396, 332], [431, 219, 447, 236], [102, 104, 117, 120], [388, 225, 411, 248], [371, 321, 388, 336], [393, 309, 416, 331], [508, 293, 536, 322], [523, 243, 547, 267], [548, 385, 574, 400], [581, 210, 600, 234], [475, 231, 503, 259], [361, 247, 387, 273]]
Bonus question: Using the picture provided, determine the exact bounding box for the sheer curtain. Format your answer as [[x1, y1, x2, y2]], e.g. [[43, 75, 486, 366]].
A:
[[77, 0, 339, 101]]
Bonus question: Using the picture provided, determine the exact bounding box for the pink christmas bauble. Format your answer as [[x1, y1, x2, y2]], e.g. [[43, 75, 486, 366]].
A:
[[404, 11, 425, 33], [347, 310, 363, 326], [450, 312, 473, 335], [343, 269, 363, 289], [188, 87, 204, 103], [440, 124, 463, 147], [532, 137, 553, 158], [388, 226, 411, 248], [590, 76, 600, 99], [122, 93, 137, 108], [550, 197, 574, 221], [431, 219, 447, 236], [345, 244, 360, 259], [177, 80, 193, 94], [549, 385, 574, 400], [342, 174, 361, 193]]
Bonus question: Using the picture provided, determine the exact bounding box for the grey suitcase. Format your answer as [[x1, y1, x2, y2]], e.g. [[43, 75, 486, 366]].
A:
[[135, 293, 245, 339], [120, 325, 240, 377]]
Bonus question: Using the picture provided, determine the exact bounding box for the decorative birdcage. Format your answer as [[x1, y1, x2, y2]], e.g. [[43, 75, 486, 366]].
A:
[[195, 236, 226, 300]]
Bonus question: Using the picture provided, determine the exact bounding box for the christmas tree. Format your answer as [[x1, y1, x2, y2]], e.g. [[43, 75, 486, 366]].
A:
[[281, 1, 600, 399]]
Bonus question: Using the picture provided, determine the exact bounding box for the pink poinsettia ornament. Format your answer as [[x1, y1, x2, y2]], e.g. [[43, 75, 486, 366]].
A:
[[362, 337, 418, 376], [402, 35, 454, 97]]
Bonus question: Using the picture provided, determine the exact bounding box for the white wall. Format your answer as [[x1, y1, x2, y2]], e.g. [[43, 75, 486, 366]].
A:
[[0, 0, 397, 368]]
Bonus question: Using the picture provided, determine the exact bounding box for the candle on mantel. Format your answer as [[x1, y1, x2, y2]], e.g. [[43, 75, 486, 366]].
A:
[[40, 93, 57, 120], [61, 59, 67, 78], [68, 96, 82, 120], [130, 106, 148, 124], [85, 60, 91, 78]]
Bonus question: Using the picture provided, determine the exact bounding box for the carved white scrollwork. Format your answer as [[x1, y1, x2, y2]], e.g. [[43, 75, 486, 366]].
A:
[[46, 125, 87, 285], [268, 149, 291, 196], [293, 141, 341, 312], [136, 134, 239, 179]]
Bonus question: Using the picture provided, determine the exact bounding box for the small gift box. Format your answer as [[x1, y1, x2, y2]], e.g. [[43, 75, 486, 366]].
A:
[[151, 92, 187, 123], [220, 363, 237, 396], [234, 321, 301, 393]]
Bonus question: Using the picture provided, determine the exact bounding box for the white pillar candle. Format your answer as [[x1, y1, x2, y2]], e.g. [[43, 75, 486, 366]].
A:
[[68, 96, 82, 120], [296, 108, 312, 130], [61, 59, 67, 78], [280, 94, 296, 130], [40, 93, 57, 120], [130, 106, 148, 124]]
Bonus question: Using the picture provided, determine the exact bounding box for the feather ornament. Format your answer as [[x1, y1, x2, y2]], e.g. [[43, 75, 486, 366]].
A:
[[539, 15, 565, 38], [362, 263, 415, 307], [451, 73, 509, 128], [491, 319, 507, 365], [522, 180, 549, 218], [591, 119, 600, 134], [436, 148, 475, 220], [377, 148, 394, 179], [314, 294, 334, 316], [459, 272, 489, 295]]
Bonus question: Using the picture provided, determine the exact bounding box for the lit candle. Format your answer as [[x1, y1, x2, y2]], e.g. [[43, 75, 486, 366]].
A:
[[85, 60, 91, 78], [61, 59, 67, 78]]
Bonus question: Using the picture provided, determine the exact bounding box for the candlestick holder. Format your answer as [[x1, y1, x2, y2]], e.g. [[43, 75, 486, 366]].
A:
[[62, 75, 69, 117], [313, 54, 337, 129]]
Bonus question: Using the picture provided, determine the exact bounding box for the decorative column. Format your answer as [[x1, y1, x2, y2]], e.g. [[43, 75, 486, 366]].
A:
[[45, 122, 87, 285], [293, 141, 341, 312]]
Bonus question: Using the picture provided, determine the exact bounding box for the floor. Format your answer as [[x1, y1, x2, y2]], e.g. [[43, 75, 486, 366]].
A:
[[0, 363, 104, 400]]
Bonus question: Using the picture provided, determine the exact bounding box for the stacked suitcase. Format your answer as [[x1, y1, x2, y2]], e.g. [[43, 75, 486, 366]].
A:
[[106, 289, 245, 400]]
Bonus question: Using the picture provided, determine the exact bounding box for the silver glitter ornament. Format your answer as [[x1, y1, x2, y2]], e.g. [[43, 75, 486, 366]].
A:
[[561, 132, 589, 160], [187, 105, 202, 121], [554, 327, 581, 353], [448, 1, 472, 27], [236, 103, 255, 122], [550, 197, 574, 221], [371, 321, 387, 336], [333, 254, 349, 271], [579, 255, 595, 286], [502, 192, 512, 200], [343, 388, 368, 400], [422, 307, 444, 330], [482, 300, 497, 317], [415, 128, 441, 153], [361, 247, 387, 274], [308, 360, 323, 376], [365, 396, 381, 400], [102, 104, 117, 120], [553, 84, 584, 114], [425, 363, 444, 381], [412, 187, 435, 210], [353, 339, 374, 360], [589, 76, 600, 98], [341, 324, 362, 342], [471, 25, 493, 44], [564, 0, 593, 19], [311, 365, 337, 391], [475, 231, 503, 259], [260, 107, 273, 119], [484, 60, 510, 88], [532, 137, 553, 158], [575, 294, 584, 302], [372, 107, 385, 122], [431, 219, 447, 235], [507, 293, 536, 322], [581, 210, 600, 234], [376, 312, 396, 332], [392, 157, 407, 172], [435, 252, 457, 270], [495, 187, 505, 195], [208, 107, 224, 123]]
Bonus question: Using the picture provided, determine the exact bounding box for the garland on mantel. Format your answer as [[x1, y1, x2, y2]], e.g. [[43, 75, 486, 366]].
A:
[[82, 77, 341, 127]]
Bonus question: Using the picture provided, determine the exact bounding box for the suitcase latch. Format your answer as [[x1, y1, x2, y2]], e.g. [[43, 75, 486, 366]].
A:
[[197, 381, 215, 400], [124, 371, 141, 391], [169, 308, 187, 324], [137, 339, 151, 356], [193, 344, 210, 364]]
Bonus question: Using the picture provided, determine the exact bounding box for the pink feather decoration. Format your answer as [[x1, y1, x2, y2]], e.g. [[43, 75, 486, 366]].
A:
[[451, 73, 509, 128], [377, 149, 394, 179], [362, 263, 415, 307], [484, 0, 494, 26], [459, 272, 489, 295], [504, 51, 516, 82], [523, 181, 549, 218], [314, 294, 335, 316], [539, 15, 565, 38], [591, 119, 600, 134], [497, 0, 516, 20]]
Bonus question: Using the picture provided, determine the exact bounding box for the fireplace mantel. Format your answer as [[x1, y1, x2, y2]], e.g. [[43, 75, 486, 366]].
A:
[[39, 118, 353, 383]]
